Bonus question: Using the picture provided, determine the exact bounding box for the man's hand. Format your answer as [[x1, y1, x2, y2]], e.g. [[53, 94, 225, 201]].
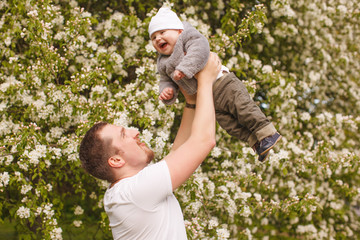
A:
[[180, 52, 221, 105], [195, 52, 221, 83], [159, 87, 174, 101]]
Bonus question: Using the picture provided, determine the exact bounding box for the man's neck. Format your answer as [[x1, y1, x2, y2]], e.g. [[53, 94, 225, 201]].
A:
[[109, 168, 143, 188], [110, 178, 123, 188]]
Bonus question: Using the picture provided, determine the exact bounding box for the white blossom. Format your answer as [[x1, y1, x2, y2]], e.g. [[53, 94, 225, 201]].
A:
[[208, 217, 219, 229], [73, 220, 82, 227], [27, 10, 38, 17], [0, 172, 10, 187], [254, 193, 262, 202], [43, 203, 55, 219], [211, 147, 222, 158], [296, 224, 317, 234], [300, 112, 311, 121], [74, 205, 84, 215], [245, 228, 253, 240], [35, 207, 42, 217], [89, 192, 97, 199], [262, 65, 273, 74], [241, 205, 251, 217], [216, 228, 230, 240], [50, 227, 63, 240], [21, 184, 32, 195], [16, 206, 31, 219], [25, 145, 47, 165]]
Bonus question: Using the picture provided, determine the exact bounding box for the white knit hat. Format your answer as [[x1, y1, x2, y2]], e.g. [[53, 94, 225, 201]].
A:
[[148, 7, 184, 38]]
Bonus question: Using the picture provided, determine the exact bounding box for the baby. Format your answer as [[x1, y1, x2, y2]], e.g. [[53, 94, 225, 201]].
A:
[[149, 7, 281, 161]]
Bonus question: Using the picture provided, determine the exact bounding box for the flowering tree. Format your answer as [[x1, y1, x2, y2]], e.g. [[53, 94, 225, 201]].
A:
[[0, 0, 359, 239]]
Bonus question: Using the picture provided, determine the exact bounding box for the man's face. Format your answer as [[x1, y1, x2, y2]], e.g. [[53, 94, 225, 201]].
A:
[[151, 29, 182, 55], [99, 124, 154, 169]]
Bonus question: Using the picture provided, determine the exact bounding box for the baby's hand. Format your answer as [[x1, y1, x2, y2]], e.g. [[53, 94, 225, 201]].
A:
[[173, 70, 185, 81], [159, 87, 174, 101]]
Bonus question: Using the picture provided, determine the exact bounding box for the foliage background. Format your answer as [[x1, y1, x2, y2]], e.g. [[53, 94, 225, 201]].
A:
[[0, 0, 359, 239]]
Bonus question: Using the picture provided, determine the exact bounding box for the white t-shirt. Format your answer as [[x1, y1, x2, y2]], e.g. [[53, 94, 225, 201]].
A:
[[104, 160, 187, 240]]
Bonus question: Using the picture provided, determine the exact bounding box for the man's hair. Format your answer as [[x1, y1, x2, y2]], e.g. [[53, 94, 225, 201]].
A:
[[79, 121, 117, 182]]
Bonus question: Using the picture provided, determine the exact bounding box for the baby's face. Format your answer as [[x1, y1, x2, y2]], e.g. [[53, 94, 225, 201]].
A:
[[151, 29, 182, 55]]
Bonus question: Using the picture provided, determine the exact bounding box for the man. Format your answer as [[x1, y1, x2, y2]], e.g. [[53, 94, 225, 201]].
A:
[[79, 53, 221, 239]]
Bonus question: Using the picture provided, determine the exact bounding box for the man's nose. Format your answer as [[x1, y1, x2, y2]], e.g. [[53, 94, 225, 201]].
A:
[[128, 128, 139, 138]]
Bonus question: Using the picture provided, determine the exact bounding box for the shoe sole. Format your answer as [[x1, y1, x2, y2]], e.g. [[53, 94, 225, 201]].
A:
[[260, 134, 282, 156], [259, 151, 270, 162]]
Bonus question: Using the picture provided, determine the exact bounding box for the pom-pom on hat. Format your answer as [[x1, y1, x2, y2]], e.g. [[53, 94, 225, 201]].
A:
[[148, 7, 184, 38]]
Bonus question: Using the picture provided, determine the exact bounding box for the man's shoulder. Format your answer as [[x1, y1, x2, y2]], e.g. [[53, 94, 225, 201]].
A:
[[137, 160, 169, 179], [104, 161, 169, 197]]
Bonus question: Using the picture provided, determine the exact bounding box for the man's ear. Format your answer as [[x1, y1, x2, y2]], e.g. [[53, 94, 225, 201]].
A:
[[108, 155, 125, 168]]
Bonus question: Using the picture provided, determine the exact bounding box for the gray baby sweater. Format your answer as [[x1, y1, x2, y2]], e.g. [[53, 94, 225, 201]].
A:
[[157, 21, 210, 105]]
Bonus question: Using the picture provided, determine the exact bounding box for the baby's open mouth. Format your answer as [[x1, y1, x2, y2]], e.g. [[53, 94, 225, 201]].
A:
[[160, 42, 167, 49]]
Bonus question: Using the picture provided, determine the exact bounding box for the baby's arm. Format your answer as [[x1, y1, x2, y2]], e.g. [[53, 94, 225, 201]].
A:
[[159, 87, 174, 101], [176, 22, 210, 79], [159, 72, 179, 105]]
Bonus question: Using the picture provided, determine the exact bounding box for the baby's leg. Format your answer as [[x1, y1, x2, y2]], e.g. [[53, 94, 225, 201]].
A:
[[213, 73, 276, 146]]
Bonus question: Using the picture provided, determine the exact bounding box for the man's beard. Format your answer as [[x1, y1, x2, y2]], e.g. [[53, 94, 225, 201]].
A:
[[146, 148, 155, 163], [142, 144, 155, 163]]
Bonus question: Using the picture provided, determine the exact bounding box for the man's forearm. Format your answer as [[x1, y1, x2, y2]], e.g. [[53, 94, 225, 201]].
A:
[[171, 106, 195, 151], [191, 79, 215, 143]]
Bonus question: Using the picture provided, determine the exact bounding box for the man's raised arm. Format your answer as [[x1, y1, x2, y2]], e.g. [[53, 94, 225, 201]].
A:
[[165, 53, 221, 190]]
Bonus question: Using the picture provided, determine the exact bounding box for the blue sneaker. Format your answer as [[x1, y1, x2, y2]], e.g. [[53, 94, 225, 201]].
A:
[[253, 132, 282, 162]]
